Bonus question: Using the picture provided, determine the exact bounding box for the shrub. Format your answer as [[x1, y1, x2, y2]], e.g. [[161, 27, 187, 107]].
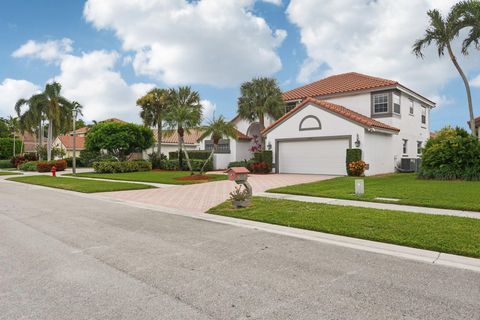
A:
[[348, 160, 367, 176], [419, 126, 480, 180], [251, 161, 270, 174], [37, 160, 67, 172], [148, 153, 167, 169], [65, 157, 85, 168], [228, 160, 254, 171], [18, 161, 38, 171], [169, 150, 210, 160], [11, 155, 26, 167], [93, 160, 152, 173], [0, 159, 13, 168], [162, 159, 213, 171], [36, 145, 65, 160], [0, 138, 23, 159], [80, 149, 117, 167], [346, 148, 362, 176], [253, 150, 273, 172], [24, 153, 38, 161]]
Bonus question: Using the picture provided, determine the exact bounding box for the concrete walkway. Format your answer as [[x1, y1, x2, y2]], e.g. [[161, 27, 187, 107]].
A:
[[259, 192, 480, 219]]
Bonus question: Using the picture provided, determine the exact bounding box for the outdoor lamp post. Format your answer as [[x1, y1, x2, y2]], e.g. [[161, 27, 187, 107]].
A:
[[72, 110, 77, 175]]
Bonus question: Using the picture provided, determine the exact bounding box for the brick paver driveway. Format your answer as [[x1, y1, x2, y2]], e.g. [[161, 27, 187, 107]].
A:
[[100, 174, 334, 212]]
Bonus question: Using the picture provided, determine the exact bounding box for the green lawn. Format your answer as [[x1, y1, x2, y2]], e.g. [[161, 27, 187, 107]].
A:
[[269, 173, 480, 212], [68, 171, 228, 185], [208, 197, 480, 258], [8, 176, 154, 193], [0, 171, 22, 176]]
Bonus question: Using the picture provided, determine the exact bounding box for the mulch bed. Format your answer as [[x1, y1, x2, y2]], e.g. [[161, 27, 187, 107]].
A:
[[175, 175, 212, 181]]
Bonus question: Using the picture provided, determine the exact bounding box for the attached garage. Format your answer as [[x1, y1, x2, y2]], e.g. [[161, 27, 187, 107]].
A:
[[277, 137, 350, 175]]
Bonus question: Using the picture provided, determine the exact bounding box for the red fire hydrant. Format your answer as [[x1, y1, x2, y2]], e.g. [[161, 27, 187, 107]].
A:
[[51, 165, 57, 177]]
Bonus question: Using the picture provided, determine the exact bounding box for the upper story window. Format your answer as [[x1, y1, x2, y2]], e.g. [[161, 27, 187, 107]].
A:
[[402, 139, 408, 155], [421, 106, 427, 125], [409, 99, 414, 115], [373, 93, 389, 114], [393, 93, 401, 114]]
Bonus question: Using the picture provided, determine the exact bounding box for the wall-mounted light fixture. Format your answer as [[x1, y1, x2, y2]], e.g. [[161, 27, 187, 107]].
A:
[[354, 134, 361, 148], [267, 141, 272, 150]]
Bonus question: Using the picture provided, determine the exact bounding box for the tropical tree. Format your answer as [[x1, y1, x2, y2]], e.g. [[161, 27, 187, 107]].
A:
[[0, 118, 9, 138], [198, 115, 237, 175], [164, 86, 202, 174], [237, 77, 285, 148], [15, 94, 46, 159], [452, 0, 480, 54], [413, 7, 477, 137], [137, 88, 170, 158], [6, 116, 18, 157], [70, 101, 83, 174]]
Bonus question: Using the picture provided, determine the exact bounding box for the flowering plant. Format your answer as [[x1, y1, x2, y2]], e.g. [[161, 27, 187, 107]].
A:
[[251, 161, 270, 174], [249, 135, 262, 153], [348, 160, 367, 176]]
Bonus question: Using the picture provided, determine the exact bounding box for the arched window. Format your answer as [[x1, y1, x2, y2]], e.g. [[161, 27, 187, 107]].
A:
[[299, 115, 322, 131]]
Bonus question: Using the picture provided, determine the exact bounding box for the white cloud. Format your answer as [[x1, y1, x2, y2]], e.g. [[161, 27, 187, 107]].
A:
[[200, 99, 216, 123], [12, 38, 73, 63], [84, 0, 286, 86], [472, 74, 480, 88], [261, 0, 282, 5], [53, 50, 155, 122], [286, 0, 477, 100], [0, 79, 40, 118]]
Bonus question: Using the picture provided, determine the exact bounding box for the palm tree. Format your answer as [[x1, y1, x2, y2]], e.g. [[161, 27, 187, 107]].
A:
[[164, 86, 202, 174], [198, 115, 237, 175], [7, 116, 18, 157], [15, 95, 46, 159], [70, 101, 83, 175], [452, 0, 480, 54], [413, 8, 476, 137], [237, 77, 285, 148], [137, 88, 170, 158]]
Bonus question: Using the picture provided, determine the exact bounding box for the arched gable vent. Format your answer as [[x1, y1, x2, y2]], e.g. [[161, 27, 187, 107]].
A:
[[299, 115, 322, 131]]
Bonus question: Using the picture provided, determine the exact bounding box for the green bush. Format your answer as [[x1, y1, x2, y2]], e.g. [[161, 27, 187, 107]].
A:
[[228, 160, 254, 171], [79, 150, 117, 167], [64, 157, 85, 168], [419, 127, 480, 180], [346, 148, 362, 176], [93, 160, 152, 173], [37, 160, 67, 172], [162, 159, 213, 171], [169, 150, 210, 160], [0, 138, 23, 159], [0, 159, 13, 168], [148, 153, 167, 169], [252, 150, 273, 173], [18, 161, 38, 171]]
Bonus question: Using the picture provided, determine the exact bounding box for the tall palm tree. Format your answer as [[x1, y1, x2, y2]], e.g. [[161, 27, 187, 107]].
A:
[[413, 8, 477, 137], [164, 86, 202, 174], [452, 0, 480, 54], [7, 116, 18, 157], [237, 77, 285, 148], [15, 94, 46, 159], [137, 88, 170, 157], [198, 115, 237, 175]]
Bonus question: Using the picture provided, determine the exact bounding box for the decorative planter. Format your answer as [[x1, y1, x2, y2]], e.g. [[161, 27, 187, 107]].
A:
[[232, 199, 250, 208]]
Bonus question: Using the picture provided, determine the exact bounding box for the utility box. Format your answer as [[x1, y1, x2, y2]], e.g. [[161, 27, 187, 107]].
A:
[[355, 179, 364, 195], [226, 167, 250, 183]]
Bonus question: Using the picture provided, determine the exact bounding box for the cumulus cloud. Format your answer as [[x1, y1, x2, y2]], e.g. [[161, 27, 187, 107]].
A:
[[53, 50, 155, 122], [83, 0, 286, 86], [261, 0, 282, 5], [286, 0, 477, 101], [12, 38, 73, 63], [472, 74, 480, 88], [0, 79, 40, 118], [200, 99, 216, 123]]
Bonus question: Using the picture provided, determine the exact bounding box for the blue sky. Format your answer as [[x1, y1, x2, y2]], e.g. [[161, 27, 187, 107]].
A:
[[0, 0, 479, 131]]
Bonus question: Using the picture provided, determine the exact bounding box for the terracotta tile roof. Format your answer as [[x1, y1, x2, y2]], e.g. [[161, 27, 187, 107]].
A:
[[154, 128, 204, 145], [100, 118, 126, 123], [283, 72, 398, 101], [57, 135, 86, 150], [234, 128, 252, 141], [262, 97, 400, 135], [67, 127, 89, 135]]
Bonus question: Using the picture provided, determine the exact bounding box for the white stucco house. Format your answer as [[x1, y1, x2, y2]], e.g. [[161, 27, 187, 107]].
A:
[[199, 72, 435, 175]]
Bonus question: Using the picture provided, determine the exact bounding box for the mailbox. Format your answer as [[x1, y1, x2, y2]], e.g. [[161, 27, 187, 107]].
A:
[[226, 167, 250, 182]]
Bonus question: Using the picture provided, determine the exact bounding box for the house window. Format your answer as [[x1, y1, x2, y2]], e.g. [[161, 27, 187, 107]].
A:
[[409, 99, 414, 115], [373, 93, 389, 114], [421, 107, 427, 124], [393, 93, 401, 114], [205, 139, 230, 154], [417, 141, 422, 155], [402, 139, 408, 155]]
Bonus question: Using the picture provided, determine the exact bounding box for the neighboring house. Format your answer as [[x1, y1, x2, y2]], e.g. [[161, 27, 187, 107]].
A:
[[201, 72, 434, 175], [19, 131, 38, 153], [53, 134, 86, 158], [142, 128, 204, 159]]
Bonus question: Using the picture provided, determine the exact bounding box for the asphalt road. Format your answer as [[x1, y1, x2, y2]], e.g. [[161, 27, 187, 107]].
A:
[[1, 180, 479, 320]]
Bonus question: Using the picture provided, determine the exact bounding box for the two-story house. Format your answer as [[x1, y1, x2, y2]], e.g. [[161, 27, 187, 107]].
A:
[[200, 72, 435, 175]]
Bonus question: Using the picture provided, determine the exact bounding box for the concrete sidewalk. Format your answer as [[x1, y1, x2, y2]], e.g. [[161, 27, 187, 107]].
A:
[[258, 192, 480, 219]]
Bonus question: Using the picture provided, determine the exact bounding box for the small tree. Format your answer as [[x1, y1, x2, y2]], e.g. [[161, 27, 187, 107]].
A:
[[198, 115, 237, 175], [85, 122, 154, 161]]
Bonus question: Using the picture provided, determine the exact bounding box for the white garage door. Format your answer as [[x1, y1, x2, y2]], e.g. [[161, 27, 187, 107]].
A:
[[278, 138, 349, 175]]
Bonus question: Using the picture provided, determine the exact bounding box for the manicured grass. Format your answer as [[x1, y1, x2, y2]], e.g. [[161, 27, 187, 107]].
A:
[[0, 171, 22, 176], [208, 197, 480, 258], [269, 173, 480, 212], [68, 170, 228, 185], [8, 176, 154, 193]]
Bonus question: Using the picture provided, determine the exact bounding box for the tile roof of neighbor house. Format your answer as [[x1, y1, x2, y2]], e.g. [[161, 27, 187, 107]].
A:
[[99, 118, 127, 123], [57, 135, 86, 150], [67, 127, 89, 135], [154, 128, 205, 145], [262, 97, 400, 135], [233, 128, 252, 141], [282, 72, 399, 101]]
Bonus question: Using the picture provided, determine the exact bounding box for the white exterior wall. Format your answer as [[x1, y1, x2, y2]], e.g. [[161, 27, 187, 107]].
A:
[[142, 143, 199, 159], [322, 93, 372, 117], [363, 132, 395, 175]]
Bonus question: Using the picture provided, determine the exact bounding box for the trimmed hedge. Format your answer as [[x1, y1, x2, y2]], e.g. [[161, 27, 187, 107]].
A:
[[163, 159, 213, 171], [65, 157, 85, 168], [0, 138, 23, 159], [37, 160, 67, 172], [93, 160, 152, 173], [0, 159, 12, 168], [252, 150, 273, 173], [18, 161, 38, 171], [169, 150, 210, 160], [346, 148, 362, 176]]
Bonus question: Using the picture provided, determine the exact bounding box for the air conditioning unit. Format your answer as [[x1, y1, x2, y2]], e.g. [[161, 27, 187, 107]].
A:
[[399, 158, 422, 173]]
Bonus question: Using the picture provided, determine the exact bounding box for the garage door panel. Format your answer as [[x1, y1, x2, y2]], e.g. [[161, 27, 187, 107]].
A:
[[278, 138, 349, 175]]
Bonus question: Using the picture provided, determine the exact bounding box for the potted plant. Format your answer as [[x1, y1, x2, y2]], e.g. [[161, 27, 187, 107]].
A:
[[229, 186, 251, 208]]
